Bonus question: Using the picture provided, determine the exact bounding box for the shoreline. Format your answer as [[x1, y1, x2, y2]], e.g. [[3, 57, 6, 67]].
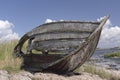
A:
[[0, 70, 104, 80], [0, 64, 120, 80]]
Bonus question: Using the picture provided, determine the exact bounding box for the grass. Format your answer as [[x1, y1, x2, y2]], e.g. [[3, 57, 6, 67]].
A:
[[75, 63, 120, 80], [0, 40, 23, 73], [104, 52, 120, 58]]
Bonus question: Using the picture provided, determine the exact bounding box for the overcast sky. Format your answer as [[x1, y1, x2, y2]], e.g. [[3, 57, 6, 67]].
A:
[[0, 0, 120, 48]]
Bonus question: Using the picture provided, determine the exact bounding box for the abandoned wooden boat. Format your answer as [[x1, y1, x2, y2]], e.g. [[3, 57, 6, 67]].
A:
[[14, 16, 109, 74]]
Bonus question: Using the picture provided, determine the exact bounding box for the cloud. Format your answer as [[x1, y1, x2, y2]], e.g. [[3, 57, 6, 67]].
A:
[[45, 19, 55, 23], [45, 19, 63, 23], [0, 20, 19, 42], [98, 18, 120, 48]]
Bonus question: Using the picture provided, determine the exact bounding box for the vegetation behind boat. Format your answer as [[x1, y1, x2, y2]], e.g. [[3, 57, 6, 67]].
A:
[[104, 51, 120, 58]]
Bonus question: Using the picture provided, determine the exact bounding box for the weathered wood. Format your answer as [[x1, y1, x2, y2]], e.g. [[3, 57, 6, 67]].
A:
[[43, 16, 109, 73], [14, 21, 100, 56], [28, 22, 99, 36], [33, 32, 90, 41], [21, 54, 63, 71], [30, 39, 85, 53], [14, 16, 109, 73]]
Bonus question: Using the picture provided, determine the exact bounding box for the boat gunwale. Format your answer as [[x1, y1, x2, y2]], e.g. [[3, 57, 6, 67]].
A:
[[33, 20, 101, 30]]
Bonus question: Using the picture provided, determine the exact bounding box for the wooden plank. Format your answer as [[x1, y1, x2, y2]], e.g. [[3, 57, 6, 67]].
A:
[[30, 39, 86, 52], [33, 32, 90, 41], [28, 22, 99, 36]]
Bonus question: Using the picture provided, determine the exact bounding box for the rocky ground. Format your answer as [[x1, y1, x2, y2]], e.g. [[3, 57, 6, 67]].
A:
[[0, 70, 106, 80]]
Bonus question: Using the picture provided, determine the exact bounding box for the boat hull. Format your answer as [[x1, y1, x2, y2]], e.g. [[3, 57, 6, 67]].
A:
[[14, 16, 109, 73]]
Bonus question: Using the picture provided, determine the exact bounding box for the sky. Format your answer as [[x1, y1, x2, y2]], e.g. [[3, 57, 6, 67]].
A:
[[0, 0, 120, 48]]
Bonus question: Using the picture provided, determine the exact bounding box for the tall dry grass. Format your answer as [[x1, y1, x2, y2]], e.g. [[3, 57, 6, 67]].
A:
[[0, 40, 23, 73], [76, 63, 120, 80]]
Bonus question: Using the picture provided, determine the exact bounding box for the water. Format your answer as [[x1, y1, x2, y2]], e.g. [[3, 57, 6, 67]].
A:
[[91, 49, 120, 70]]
